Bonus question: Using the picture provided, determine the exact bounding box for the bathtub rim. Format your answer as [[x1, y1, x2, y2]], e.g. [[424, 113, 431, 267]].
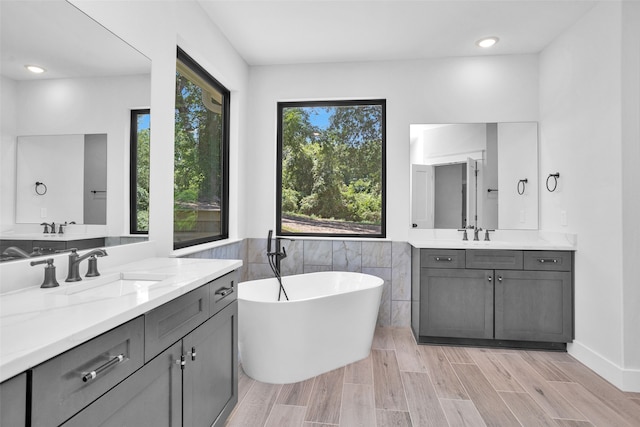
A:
[[238, 271, 384, 304]]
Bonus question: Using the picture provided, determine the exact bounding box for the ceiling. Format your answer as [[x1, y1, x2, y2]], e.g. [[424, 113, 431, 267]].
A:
[[198, 0, 597, 66], [1, 1, 150, 81]]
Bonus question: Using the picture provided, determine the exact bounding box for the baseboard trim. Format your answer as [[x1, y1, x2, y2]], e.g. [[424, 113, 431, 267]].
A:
[[568, 340, 640, 392]]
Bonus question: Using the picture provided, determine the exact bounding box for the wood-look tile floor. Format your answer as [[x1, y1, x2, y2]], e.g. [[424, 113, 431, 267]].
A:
[[225, 327, 640, 427]]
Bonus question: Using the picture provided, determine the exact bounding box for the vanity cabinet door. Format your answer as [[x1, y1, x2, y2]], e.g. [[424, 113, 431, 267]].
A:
[[0, 373, 27, 427], [183, 301, 238, 427], [419, 268, 493, 339], [494, 270, 572, 342], [61, 341, 183, 427]]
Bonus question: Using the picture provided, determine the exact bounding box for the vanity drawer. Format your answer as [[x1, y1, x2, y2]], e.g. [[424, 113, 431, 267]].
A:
[[420, 249, 465, 268], [145, 284, 209, 361], [210, 270, 238, 317], [466, 250, 523, 270], [524, 251, 572, 272], [31, 316, 144, 427]]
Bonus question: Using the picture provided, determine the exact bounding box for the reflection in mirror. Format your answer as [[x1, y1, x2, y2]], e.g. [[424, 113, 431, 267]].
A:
[[16, 134, 107, 224], [410, 123, 538, 230], [1, 0, 151, 262]]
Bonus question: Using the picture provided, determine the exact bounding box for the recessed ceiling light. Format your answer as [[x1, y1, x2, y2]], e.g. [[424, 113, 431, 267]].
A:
[[476, 37, 499, 48], [25, 65, 46, 74]]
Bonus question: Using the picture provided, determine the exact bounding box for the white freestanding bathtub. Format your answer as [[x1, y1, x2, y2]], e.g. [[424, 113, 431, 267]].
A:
[[238, 271, 383, 384]]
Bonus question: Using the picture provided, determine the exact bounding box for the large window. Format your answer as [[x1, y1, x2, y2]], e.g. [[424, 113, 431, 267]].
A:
[[174, 47, 229, 249], [277, 100, 386, 237], [130, 109, 150, 234]]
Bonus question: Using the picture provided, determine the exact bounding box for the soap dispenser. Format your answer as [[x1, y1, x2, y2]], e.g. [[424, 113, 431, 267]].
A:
[[30, 258, 60, 288]]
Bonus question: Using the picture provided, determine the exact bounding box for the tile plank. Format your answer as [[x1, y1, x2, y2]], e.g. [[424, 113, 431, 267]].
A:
[[467, 348, 525, 393], [521, 351, 573, 382], [551, 381, 635, 427], [442, 346, 475, 364], [440, 398, 487, 427], [499, 391, 558, 426], [401, 371, 449, 426], [304, 368, 344, 425], [372, 349, 409, 411], [265, 404, 307, 427], [601, 398, 640, 426], [392, 328, 427, 372], [552, 420, 594, 427], [277, 377, 315, 406], [341, 383, 376, 427], [375, 409, 413, 427], [418, 345, 469, 399], [345, 354, 373, 385], [552, 361, 628, 401], [493, 353, 587, 420], [452, 363, 522, 427], [373, 327, 396, 350]]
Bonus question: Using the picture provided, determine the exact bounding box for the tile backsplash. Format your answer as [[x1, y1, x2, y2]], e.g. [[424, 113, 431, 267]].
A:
[[182, 238, 411, 327]]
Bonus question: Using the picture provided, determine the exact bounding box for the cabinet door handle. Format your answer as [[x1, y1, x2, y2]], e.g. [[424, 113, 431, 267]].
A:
[[498, 276, 503, 282], [176, 354, 186, 369], [434, 257, 453, 262], [215, 286, 234, 297], [538, 258, 558, 264], [189, 346, 197, 361], [82, 354, 125, 382], [488, 276, 493, 282]]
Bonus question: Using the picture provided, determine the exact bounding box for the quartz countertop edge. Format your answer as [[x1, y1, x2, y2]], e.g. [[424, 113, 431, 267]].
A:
[[408, 239, 577, 250], [0, 257, 242, 383]]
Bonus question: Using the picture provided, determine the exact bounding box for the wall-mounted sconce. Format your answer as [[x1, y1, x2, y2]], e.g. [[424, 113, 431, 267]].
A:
[[517, 178, 528, 195], [546, 173, 560, 192], [35, 181, 47, 195]]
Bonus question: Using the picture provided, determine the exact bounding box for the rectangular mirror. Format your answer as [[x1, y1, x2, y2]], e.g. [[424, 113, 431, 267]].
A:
[[410, 122, 538, 230], [1, 0, 151, 261]]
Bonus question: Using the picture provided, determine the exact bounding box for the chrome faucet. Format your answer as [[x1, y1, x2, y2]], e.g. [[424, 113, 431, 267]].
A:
[[65, 248, 108, 282]]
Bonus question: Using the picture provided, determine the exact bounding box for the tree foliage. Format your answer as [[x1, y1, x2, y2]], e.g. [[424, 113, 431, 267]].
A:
[[281, 104, 383, 226]]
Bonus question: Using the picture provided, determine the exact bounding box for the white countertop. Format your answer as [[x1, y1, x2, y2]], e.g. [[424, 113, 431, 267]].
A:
[[0, 257, 242, 382], [0, 232, 107, 242], [408, 229, 577, 251]]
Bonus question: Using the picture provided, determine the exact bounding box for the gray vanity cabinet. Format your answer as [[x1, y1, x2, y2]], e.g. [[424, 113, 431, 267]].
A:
[[183, 301, 238, 427], [60, 341, 183, 427], [420, 268, 494, 339], [412, 248, 574, 347], [0, 373, 27, 426]]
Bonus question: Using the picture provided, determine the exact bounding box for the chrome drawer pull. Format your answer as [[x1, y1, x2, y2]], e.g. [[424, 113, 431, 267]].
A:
[[538, 258, 558, 264], [82, 354, 125, 382], [215, 286, 234, 297], [434, 257, 453, 262]]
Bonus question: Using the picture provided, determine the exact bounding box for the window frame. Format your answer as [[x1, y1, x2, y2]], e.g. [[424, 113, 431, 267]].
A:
[[173, 47, 230, 250], [276, 99, 387, 239], [129, 108, 150, 235]]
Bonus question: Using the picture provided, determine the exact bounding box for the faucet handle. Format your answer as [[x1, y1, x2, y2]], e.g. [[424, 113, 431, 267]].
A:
[[30, 258, 60, 288], [484, 229, 495, 241], [457, 228, 468, 241], [40, 222, 50, 233]]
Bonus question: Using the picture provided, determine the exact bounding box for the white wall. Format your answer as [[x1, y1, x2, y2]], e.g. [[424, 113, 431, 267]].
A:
[[246, 55, 539, 241], [71, 0, 250, 255], [621, 0, 640, 380], [0, 76, 18, 231], [540, 1, 639, 391]]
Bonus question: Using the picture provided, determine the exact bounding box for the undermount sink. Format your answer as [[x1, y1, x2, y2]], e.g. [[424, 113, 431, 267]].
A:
[[50, 272, 171, 298]]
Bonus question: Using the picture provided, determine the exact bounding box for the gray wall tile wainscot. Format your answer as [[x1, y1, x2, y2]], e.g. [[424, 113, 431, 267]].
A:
[[182, 238, 412, 327]]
